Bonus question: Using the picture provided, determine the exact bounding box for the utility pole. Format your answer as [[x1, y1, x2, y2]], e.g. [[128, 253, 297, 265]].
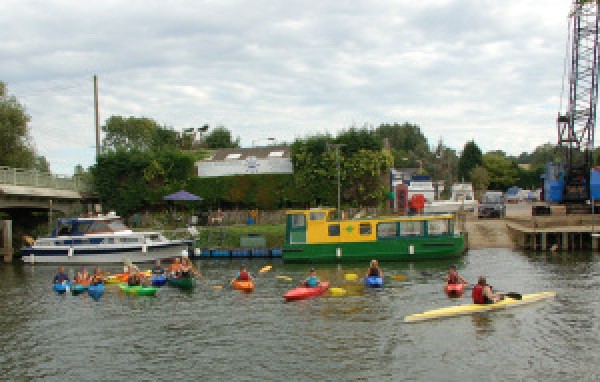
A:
[[94, 75, 100, 159], [326, 142, 346, 220]]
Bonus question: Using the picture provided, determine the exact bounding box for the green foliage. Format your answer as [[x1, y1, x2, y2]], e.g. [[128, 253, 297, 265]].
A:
[[375, 122, 428, 152], [0, 81, 48, 170], [91, 149, 195, 215], [101, 115, 178, 152], [482, 152, 520, 190], [470, 165, 490, 192], [204, 126, 240, 148], [458, 140, 483, 181]]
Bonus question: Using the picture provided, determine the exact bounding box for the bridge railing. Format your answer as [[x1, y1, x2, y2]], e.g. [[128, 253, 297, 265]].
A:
[[0, 166, 91, 192]]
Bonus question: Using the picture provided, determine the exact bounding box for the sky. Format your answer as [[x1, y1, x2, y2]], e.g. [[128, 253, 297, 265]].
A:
[[1, 0, 573, 175]]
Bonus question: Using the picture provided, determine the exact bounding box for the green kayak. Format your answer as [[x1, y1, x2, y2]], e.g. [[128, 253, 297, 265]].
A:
[[118, 283, 158, 296], [167, 276, 196, 289]]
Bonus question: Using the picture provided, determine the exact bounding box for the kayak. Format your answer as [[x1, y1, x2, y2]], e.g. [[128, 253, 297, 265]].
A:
[[444, 283, 465, 297], [118, 283, 158, 296], [404, 291, 556, 323], [54, 281, 71, 293], [284, 282, 330, 301], [232, 280, 254, 292], [71, 284, 89, 295], [365, 276, 384, 288], [88, 284, 105, 298], [168, 276, 196, 289], [105, 275, 121, 284], [151, 274, 167, 287]]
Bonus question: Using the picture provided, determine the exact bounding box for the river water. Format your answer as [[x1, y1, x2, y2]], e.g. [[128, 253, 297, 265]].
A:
[[0, 248, 598, 381]]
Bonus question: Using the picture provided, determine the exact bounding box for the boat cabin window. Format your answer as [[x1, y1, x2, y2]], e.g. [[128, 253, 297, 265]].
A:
[[400, 221, 424, 236], [107, 219, 128, 231], [120, 237, 140, 243], [309, 212, 327, 221], [89, 221, 111, 233], [428, 219, 450, 235], [291, 214, 306, 228], [105, 238, 115, 244], [328, 224, 340, 236], [56, 221, 73, 236], [360, 223, 372, 235], [377, 222, 397, 238]]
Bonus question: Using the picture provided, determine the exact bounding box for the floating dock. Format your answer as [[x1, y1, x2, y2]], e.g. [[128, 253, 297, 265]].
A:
[[191, 248, 283, 259]]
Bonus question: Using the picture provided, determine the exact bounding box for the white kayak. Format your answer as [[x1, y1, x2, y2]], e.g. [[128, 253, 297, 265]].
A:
[[404, 291, 556, 323]]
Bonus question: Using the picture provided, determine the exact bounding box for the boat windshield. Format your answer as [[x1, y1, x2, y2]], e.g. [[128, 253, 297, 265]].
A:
[[107, 219, 128, 231]]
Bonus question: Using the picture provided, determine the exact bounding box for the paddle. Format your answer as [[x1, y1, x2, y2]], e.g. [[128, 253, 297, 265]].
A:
[[502, 292, 522, 300]]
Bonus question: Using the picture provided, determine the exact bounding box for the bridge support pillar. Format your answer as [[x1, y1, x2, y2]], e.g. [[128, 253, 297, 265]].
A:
[[1, 220, 13, 262]]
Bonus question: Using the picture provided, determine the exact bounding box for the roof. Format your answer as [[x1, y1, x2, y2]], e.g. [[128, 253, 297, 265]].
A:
[[202, 146, 291, 161]]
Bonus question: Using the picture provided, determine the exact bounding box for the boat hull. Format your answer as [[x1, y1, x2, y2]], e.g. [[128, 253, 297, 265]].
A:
[[167, 276, 196, 289], [21, 242, 191, 264], [283, 282, 330, 301], [283, 235, 464, 263], [118, 283, 158, 296], [404, 291, 556, 323], [151, 274, 167, 286], [365, 276, 384, 288], [232, 280, 254, 291], [88, 284, 105, 298]]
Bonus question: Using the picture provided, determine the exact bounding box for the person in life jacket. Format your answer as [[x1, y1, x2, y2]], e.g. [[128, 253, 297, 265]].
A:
[[152, 260, 165, 275], [231, 265, 254, 284], [446, 265, 467, 285], [90, 268, 104, 286], [168, 257, 183, 277], [75, 266, 91, 286], [365, 259, 383, 278], [302, 267, 320, 288], [128, 269, 142, 286], [472, 276, 502, 304], [53, 266, 70, 284]]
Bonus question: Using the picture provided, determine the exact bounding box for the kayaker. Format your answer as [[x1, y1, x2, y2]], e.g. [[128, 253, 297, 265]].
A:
[[302, 267, 320, 288], [168, 257, 184, 277], [365, 259, 383, 278], [152, 260, 165, 275], [128, 269, 142, 286], [472, 276, 502, 304], [75, 266, 91, 286], [182, 257, 205, 280], [231, 265, 254, 284], [446, 265, 467, 285], [90, 268, 104, 286], [53, 266, 70, 283]]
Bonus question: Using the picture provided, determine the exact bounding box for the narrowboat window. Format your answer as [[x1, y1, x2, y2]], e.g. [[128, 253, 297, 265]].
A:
[[309, 212, 326, 221], [291, 214, 306, 228], [360, 223, 372, 235], [377, 222, 397, 238], [400, 221, 424, 236], [328, 224, 341, 236], [428, 219, 449, 235]]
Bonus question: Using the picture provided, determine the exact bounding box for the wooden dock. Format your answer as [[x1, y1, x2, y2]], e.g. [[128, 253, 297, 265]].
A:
[[1, 220, 13, 262], [507, 215, 600, 251]]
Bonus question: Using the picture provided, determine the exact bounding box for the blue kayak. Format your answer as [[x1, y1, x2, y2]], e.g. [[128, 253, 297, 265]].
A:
[[151, 274, 167, 287], [365, 276, 384, 288], [88, 284, 105, 298], [54, 281, 71, 293], [71, 284, 89, 295]]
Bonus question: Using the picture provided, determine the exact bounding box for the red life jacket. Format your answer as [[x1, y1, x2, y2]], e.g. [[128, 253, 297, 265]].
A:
[[472, 284, 485, 304], [448, 274, 459, 284], [238, 270, 249, 281]]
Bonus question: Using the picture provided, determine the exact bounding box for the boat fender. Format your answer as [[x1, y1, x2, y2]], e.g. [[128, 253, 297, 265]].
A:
[[68, 247, 74, 257], [336, 247, 342, 258], [409, 245, 414, 255], [30, 254, 35, 264], [142, 244, 147, 253]]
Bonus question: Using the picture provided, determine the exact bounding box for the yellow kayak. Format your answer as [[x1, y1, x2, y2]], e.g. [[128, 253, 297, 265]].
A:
[[404, 291, 556, 323]]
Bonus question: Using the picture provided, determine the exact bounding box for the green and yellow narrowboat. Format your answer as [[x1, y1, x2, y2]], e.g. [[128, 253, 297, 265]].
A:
[[283, 208, 465, 262]]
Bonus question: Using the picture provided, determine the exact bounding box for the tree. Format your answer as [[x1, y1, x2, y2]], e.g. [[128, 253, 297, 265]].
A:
[[0, 81, 48, 170], [482, 152, 520, 190], [204, 126, 240, 148], [458, 140, 483, 181], [101, 115, 178, 152], [470, 165, 490, 195]]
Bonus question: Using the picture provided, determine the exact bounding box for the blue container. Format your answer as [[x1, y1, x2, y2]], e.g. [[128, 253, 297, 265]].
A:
[[590, 170, 600, 201], [212, 249, 231, 257], [231, 249, 250, 257], [270, 249, 283, 257], [544, 179, 564, 203], [251, 249, 270, 257], [201, 249, 212, 257], [151, 274, 167, 286]]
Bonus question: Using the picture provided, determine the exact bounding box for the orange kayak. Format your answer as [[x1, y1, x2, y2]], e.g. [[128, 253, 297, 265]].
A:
[[232, 280, 254, 291]]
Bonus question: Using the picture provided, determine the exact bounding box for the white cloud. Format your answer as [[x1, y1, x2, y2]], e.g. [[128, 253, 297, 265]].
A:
[[0, 0, 575, 174]]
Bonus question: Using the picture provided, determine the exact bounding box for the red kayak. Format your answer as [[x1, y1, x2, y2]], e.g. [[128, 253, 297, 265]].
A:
[[283, 282, 330, 301], [444, 283, 465, 298]]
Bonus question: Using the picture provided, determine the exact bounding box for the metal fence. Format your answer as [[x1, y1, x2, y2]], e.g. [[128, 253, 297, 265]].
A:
[[0, 166, 90, 192]]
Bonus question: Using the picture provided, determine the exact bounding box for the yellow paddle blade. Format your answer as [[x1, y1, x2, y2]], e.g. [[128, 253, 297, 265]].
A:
[[344, 273, 358, 281], [391, 275, 406, 280], [259, 265, 273, 273], [214, 285, 223, 289], [276, 275, 290, 279], [329, 287, 347, 296]]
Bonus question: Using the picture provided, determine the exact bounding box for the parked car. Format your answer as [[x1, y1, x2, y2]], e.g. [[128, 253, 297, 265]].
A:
[[478, 191, 506, 218]]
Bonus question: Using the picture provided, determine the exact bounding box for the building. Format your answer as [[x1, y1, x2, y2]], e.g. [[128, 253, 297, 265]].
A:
[[196, 146, 293, 177]]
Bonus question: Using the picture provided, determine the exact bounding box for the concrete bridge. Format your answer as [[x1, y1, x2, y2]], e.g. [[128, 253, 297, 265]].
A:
[[0, 166, 93, 214]]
